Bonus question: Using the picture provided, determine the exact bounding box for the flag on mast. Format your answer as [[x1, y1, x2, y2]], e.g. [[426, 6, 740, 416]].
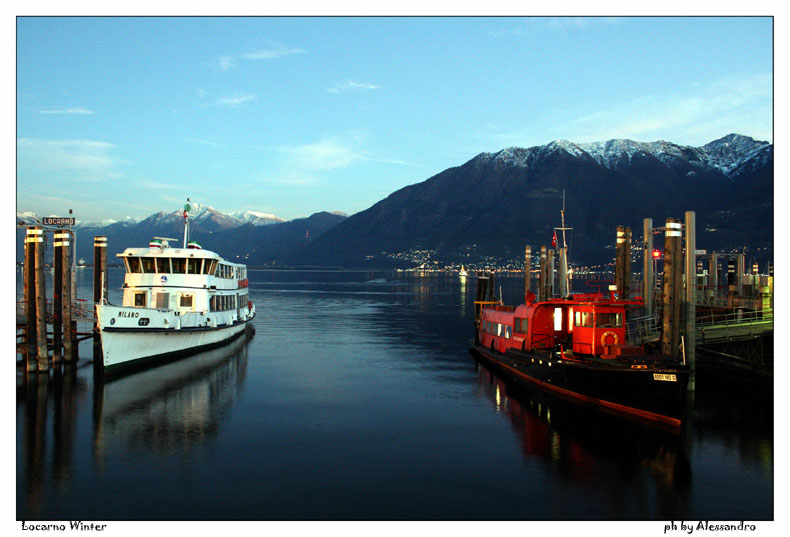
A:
[[552, 230, 557, 248]]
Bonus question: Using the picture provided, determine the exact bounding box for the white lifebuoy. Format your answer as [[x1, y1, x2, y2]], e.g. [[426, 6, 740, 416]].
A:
[[600, 331, 619, 346]]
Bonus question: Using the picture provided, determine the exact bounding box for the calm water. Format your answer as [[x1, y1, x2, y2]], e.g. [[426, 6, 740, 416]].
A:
[[16, 269, 773, 520]]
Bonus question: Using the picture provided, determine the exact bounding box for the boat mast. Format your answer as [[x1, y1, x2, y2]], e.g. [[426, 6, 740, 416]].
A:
[[557, 190, 571, 298], [182, 198, 191, 248]]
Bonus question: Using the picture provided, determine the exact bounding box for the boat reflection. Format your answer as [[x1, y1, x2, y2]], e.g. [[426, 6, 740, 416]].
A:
[[92, 330, 253, 463], [474, 360, 693, 518]]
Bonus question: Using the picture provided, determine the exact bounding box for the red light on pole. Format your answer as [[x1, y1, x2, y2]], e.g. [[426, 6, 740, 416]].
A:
[[652, 249, 662, 259]]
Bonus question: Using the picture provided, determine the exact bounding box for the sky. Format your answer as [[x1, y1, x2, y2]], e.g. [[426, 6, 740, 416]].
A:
[[14, 15, 774, 223]]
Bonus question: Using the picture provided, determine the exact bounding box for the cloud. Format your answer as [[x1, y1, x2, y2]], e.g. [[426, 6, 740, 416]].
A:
[[38, 107, 94, 115], [17, 138, 125, 181], [217, 55, 235, 71], [544, 17, 621, 30], [490, 17, 621, 37], [183, 137, 225, 147], [276, 137, 364, 171], [483, 72, 773, 148], [242, 47, 305, 60], [215, 94, 258, 107], [212, 43, 305, 71], [328, 80, 382, 94]]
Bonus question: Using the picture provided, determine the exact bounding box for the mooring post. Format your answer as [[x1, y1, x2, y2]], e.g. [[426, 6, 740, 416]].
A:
[[62, 233, 74, 362], [547, 249, 555, 299], [662, 218, 683, 356], [643, 218, 653, 318], [53, 231, 66, 362], [615, 226, 632, 299], [93, 236, 108, 314], [524, 245, 531, 302], [539, 246, 547, 301], [34, 227, 49, 372], [685, 211, 696, 391], [24, 228, 40, 371], [736, 251, 745, 298], [708, 252, 718, 301]]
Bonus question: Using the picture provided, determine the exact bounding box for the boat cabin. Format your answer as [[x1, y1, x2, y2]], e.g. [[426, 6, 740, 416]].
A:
[[116, 238, 249, 316], [479, 293, 641, 358]]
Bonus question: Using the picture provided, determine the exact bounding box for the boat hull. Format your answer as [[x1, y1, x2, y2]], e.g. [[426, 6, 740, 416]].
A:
[[99, 316, 254, 375], [469, 339, 689, 428]]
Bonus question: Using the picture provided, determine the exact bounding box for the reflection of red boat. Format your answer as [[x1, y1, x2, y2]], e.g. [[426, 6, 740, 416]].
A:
[[469, 209, 689, 428]]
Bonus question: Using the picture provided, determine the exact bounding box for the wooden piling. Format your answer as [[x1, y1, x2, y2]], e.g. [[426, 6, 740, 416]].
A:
[[662, 218, 683, 356], [34, 228, 49, 372], [524, 245, 531, 301], [615, 226, 632, 299], [643, 218, 653, 318], [709, 252, 718, 299], [62, 234, 74, 362], [93, 236, 108, 313], [736, 252, 745, 297], [24, 228, 39, 371], [547, 249, 555, 299], [539, 246, 547, 302], [685, 211, 696, 389], [53, 231, 67, 362]]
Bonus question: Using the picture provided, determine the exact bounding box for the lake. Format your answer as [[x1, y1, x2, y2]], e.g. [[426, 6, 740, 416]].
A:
[[16, 268, 773, 521]]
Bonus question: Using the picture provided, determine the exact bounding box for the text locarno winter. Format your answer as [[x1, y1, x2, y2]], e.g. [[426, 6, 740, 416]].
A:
[[20, 521, 107, 531]]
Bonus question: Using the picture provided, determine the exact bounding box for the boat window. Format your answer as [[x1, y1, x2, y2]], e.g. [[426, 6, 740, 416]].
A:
[[504, 326, 512, 339], [180, 294, 193, 308], [155, 292, 169, 309], [554, 307, 563, 331], [515, 318, 528, 333], [133, 291, 146, 307], [155, 257, 171, 273], [141, 257, 155, 273], [172, 258, 186, 274], [575, 311, 594, 328], [188, 258, 200, 275], [128, 257, 141, 273], [596, 312, 622, 328]]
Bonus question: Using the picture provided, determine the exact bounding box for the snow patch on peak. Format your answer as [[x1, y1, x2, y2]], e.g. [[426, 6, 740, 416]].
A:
[[230, 210, 288, 226]]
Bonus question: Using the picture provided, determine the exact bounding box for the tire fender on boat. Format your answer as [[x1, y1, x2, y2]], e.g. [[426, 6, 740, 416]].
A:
[[600, 331, 619, 346]]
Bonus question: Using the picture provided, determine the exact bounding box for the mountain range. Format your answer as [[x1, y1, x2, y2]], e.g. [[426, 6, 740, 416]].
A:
[[17, 133, 772, 269]]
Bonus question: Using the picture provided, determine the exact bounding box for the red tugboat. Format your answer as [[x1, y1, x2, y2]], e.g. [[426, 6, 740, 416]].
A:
[[468, 213, 689, 428]]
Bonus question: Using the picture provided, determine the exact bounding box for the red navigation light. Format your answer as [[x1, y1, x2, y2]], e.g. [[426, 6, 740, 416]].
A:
[[652, 249, 662, 259]]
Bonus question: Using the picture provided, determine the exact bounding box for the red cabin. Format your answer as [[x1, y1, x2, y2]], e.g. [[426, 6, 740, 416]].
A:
[[478, 293, 643, 358]]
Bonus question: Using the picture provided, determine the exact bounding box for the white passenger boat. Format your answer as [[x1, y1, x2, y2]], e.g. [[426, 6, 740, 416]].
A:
[[96, 200, 255, 374]]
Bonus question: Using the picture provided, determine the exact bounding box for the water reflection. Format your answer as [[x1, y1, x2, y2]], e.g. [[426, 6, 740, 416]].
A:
[[93, 334, 251, 462], [17, 334, 252, 519], [474, 360, 694, 519], [17, 365, 83, 519]]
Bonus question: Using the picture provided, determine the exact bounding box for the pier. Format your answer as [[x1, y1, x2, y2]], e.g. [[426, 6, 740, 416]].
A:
[[499, 211, 773, 387], [16, 221, 108, 374]]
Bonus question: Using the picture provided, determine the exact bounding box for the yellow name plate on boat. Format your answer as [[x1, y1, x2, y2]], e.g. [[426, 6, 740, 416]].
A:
[[653, 373, 677, 382]]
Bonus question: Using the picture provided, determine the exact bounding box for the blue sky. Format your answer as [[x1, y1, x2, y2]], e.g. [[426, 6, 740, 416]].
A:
[[16, 16, 773, 222]]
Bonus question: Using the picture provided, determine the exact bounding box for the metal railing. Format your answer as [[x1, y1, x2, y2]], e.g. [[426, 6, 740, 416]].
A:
[[16, 299, 96, 324], [625, 314, 661, 345], [695, 307, 773, 328]]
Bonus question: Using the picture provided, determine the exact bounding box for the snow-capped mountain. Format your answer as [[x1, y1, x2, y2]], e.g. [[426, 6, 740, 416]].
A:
[[483, 133, 771, 177], [74, 216, 139, 229], [229, 210, 287, 226]]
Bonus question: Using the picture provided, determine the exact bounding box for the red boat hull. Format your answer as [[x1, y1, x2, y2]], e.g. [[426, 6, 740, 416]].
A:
[[469, 339, 690, 429]]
